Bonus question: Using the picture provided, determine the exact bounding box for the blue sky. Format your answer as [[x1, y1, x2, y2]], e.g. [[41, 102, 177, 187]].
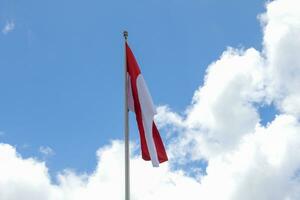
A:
[[0, 0, 269, 175]]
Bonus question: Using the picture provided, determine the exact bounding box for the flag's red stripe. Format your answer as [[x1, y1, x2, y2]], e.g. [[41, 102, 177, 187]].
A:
[[152, 122, 168, 163]]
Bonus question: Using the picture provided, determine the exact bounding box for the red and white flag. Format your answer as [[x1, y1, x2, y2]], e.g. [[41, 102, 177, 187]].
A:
[[126, 42, 168, 167]]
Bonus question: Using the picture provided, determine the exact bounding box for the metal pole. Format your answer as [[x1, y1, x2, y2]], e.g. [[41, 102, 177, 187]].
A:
[[123, 30, 130, 200]]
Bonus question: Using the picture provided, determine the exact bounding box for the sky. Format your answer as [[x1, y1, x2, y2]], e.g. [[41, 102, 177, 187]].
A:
[[1, 0, 300, 199], [0, 0, 266, 173]]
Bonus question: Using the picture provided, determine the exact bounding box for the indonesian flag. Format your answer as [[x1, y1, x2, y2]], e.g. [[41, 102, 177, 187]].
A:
[[126, 42, 168, 167]]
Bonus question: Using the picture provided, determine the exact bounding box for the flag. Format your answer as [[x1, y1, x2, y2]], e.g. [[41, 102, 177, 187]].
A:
[[125, 42, 168, 167]]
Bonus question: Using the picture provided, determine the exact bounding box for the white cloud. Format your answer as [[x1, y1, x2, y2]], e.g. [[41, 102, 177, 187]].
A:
[[0, 142, 202, 200], [2, 21, 15, 35], [157, 0, 300, 198], [1, 0, 300, 199], [39, 146, 55, 157], [262, 0, 300, 117]]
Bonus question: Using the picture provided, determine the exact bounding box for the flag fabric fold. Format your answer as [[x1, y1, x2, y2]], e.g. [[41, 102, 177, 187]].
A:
[[125, 42, 168, 167]]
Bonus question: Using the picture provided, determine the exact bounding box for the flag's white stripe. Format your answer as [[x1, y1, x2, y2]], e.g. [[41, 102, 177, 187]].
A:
[[137, 75, 159, 167], [141, 118, 159, 167], [136, 75, 156, 116]]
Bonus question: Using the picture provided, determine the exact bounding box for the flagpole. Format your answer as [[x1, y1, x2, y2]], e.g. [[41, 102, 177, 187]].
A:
[[123, 30, 130, 200]]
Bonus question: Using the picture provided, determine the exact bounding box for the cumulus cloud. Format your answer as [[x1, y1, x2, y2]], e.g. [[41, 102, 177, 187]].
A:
[[0, 142, 202, 200], [157, 0, 300, 198], [1, 0, 300, 199], [2, 21, 15, 35]]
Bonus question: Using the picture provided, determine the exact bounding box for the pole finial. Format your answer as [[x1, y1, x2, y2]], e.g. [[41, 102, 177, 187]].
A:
[[123, 31, 128, 41]]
